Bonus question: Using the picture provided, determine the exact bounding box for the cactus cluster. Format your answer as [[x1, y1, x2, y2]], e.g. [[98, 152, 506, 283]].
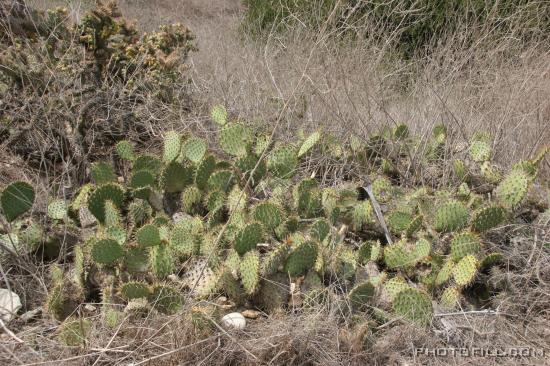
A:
[[2, 104, 548, 335]]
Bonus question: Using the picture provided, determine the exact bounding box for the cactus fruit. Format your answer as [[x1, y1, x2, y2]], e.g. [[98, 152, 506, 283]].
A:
[[440, 286, 460, 310], [298, 131, 321, 157], [120, 281, 151, 300], [234, 222, 264, 255], [349, 282, 375, 311], [219, 123, 252, 157], [211, 105, 228, 126], [450, 232, 481, 262], [495, 169, 530, 208], [115, 140, 135, 161], [253, 201, 284, 231], [392, 288, 433, 326], [1, 181, 35, 222], [91, 161, 117, 185], [162, 131, 182, 162], [471, 205, 506, 232], [434, 200, 469, 232], [47, 199, 67, 220], [148, 284, 183, 315], [285, 240, 318, 277], [137, 224, 161, 247], [91, 239, 124, 265], [88, 184, 125, 224], [182, 136, 207, 163], [452, 255, 478, 286], [239, 250, 261, 295], [268, 145, 298, 179]]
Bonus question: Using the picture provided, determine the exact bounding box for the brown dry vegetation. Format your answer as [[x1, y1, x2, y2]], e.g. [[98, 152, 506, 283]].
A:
[[2, 0, 550, 365]]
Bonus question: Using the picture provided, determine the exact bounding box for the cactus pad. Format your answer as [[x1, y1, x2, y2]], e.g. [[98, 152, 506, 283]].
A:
[[137, 224, 161, 247], [91, 238, 124, 264], [268, 145, 298, 179], [392, 288, 433, 326], [234, 222, 264, 255], [285, 241, 317, 277], [162, 131, 182, 162], [440, 286, 460, 310], [195, 155, 216, 191], [434, 200, 469, 232], [88, 184, 125, 224], [452, 255, 478, 286], [219, 123, 252, 157], [1, 181, 35, 222], [47, 199, 67, 220], [253, 201, 283, 230], [495, 169, 530, 208], [384, 277, 409, 302], [161, 162, 193, 193], [349, 282, 375, 311], [91, 161, 117, 185], [211, 104, 228, 126], [298, 131, 321, 157], [115, 140, 135, 161], [450, 232, 481, 262], [149, 284, 183, 315], [120, 281, 151, 300], [182, 136, 207, 163], [240, 250, 260, 294]]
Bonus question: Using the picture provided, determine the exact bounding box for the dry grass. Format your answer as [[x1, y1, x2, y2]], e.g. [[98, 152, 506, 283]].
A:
[[3, 0, 550, 365]]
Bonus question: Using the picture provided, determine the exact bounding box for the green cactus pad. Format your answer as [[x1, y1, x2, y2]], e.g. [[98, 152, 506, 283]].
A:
[[128, 199, 152, 227], [452, 255, 478, 286], [149, 284, 183, 315], [480, 252, 504, 270], [240, 250, 261, 295], [234, 222, 264, 255], [181, 186, 202, 213], [473, 204, 505, 232], [285, 241, 318, 277], [434, 200, 469, 232], [217, 270, 246, 304], [414, 238, 431, 260], [253, 201, 284, 231], [137, 224, 161, 247], [383, 241, 413, 269], [450, 232, 481, 262], [236, 154, 267, 186], [91, 238, 124, 265], [387, 211, 414, 234], [125, 248, 150, 273], [106, 225, 126, 246], [195, 155, 216, 191], [47, 199, 67, 220], [469, 140, 492, 162], [150, 244, 174, 279], [91, 161, 117, 185], [480, 162, 502, 184], [120, 281, 151, 300], [162, 131, 182, 162], [371, 176, 393, 203], [349, 282, 375, 311], [406, 215, 423, 237], [254, 274, 288, 312], [268, 145, 298, 179], [294, 178, 323, 219], [440, 286, 460, 310], [495, 169, 530, 208], [129, 170, 156, 189], [1, 181, 35, 222], [435, 260, 455, 286], [311, 219, 330, 242], [298, 131, 321, 157], [206, 190, 226, 213], [452, 160, 468, 182], [383, 277, 409, 302], [104, 200, 122, 227], [58, 318, 91, 347], [392, 288, 433, 326], [161, 162, 193, 193], [219, 123, 252, 157], [115, 140, 135, 161], [182, 136, 207, 163], [133, 155, 162, 173], [353, 201, 373, 230], [211, 104, 228, 126], [87, 184, 125, 225], [207, 170, 235, 192], [261, 242, 292, 276]]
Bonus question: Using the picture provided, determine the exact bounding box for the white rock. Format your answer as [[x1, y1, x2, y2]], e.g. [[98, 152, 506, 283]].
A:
[[221, 312, 246, 330], [0, 289, 22, 322]]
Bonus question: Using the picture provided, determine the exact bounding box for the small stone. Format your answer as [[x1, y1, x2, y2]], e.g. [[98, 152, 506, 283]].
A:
[[0, 289, 22, 322], [84, 304, 97, 312], [221, 312, 246, 330], [241, 309, 261, 319]]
